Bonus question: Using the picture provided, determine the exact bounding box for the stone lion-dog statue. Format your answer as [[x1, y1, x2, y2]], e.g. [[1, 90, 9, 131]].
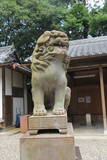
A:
[[31, 30, 71, 116]]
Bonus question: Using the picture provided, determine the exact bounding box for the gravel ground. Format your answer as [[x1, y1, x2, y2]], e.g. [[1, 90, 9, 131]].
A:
[[0, 131, 107, 160], [75, 136, 107, 160], [0, 134, 20, 160]]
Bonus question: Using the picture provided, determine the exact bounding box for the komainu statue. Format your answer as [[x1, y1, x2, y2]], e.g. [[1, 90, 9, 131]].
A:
[[31, 30, 71, 116]]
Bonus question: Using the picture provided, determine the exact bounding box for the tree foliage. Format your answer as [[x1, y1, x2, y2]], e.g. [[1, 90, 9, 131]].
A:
[[89, 2, 107, 37], [0, 0, 107, 61], [0, 0, 65, 60], [63, 3, 89, 39], [89, 13, 107, 36], [48, 0, 86, 7]]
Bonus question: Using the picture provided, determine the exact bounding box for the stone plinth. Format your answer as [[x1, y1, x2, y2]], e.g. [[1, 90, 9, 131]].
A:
[[20, 115, 30, 133], [28, 112, 67, 134], [20, 124, 75, 160]]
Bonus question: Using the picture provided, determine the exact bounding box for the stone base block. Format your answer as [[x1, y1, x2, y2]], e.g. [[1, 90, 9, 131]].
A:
[[28, 112, 67, 134], [20, 124, 75, 160], [20, 115, 30, 133]]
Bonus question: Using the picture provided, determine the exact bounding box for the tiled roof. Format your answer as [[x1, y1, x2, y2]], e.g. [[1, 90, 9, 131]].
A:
[[0, 45, 16, 63], [25, 36, 107, 61], [68, 36, 107, 57]]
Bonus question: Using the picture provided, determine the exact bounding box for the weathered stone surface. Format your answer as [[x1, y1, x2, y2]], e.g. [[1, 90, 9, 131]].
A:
[[31, 30, 70, 116], [28, 112, 67, 134], [20, 124, 76, 160]]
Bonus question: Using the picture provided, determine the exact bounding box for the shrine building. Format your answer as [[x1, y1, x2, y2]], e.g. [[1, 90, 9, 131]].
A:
[[67, 36, 107, 134]]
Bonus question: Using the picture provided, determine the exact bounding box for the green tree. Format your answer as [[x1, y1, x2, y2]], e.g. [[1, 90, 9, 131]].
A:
[[0, 0, 65, 60], [0, 0, 90, 61], [88, 1, 107, 37], [89, 13, 107, 36], [63, 3, 89, 39], [102, 1, 107, 13], [0, 0, 31, 60], [49, 0, 86, 8]]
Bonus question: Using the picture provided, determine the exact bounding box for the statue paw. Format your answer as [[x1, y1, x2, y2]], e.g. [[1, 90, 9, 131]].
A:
[[53, 108, 65, 115], [33, 108, 47, 116]]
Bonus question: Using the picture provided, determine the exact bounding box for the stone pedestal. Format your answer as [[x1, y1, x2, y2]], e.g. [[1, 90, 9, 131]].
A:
[[20, 124, 75, 160], [20, 115, 30, 133], [28, 112, 67, 134]]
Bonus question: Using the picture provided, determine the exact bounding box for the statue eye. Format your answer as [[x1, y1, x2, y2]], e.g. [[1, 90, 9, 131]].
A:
[[47, 46, 54, 52]]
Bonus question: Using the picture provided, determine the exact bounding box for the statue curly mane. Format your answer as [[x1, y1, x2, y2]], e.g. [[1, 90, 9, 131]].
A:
[[31, 30, 69, 71]]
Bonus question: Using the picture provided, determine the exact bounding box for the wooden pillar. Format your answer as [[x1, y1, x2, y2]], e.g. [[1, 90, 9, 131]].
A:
[[99, 67, 107, 134]]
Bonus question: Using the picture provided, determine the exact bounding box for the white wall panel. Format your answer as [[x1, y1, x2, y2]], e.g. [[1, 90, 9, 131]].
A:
[[5, 68, 12, 95], [13, 97, 24, 125]]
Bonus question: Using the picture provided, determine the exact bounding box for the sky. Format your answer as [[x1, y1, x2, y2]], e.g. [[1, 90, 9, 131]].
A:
[[86, 0, 105, 8]]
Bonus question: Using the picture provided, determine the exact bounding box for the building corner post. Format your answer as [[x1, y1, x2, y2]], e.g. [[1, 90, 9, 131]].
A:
[[99, 67, 107, 135]]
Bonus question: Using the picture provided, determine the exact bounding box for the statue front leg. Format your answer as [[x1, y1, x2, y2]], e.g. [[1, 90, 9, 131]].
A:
[[53, 83, 66, 115], [32, 86, 47, 116]]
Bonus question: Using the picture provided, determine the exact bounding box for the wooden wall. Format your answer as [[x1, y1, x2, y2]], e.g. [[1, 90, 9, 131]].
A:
[[4, 96, 12, 127], [70, 85, 102, 114], [67, 69, 103, 123], [68, 84, 103, 123], [4, 68, 26, 126]]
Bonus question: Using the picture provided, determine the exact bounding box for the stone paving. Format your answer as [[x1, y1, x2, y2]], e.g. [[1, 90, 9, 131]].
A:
[[0, 128, 107, 160], [0, 133, 20, 160], [75, 136, 107, 160]]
